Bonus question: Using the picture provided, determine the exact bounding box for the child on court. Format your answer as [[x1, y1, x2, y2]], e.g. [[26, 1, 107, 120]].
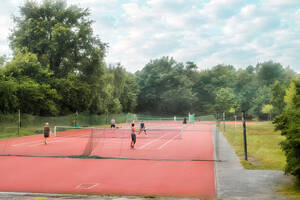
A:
[[138, 120, 147, 135], [130, 123, 136, 149]]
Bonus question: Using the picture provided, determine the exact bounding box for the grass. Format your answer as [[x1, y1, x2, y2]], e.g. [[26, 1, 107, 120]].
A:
[[220, 121, 285, 170], [0, 126, 40, 139], [278, 178, 300, 199], [220, 121, 300, 199]]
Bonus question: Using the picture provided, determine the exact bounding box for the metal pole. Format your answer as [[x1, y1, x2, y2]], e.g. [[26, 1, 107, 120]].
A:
[[242, 111, 248, 161], [234, 115, 237, 128], [75, 110, 78, 127], [106, 112, 108, 124], [18, 109, 20, 136], [223, 112, 225, 132]]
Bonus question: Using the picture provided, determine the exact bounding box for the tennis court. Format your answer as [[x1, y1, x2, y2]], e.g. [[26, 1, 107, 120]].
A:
[[0, 121, 217, 198]]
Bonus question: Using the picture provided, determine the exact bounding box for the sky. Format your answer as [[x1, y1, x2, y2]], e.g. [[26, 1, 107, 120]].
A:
[[0, 0, 300, 73]]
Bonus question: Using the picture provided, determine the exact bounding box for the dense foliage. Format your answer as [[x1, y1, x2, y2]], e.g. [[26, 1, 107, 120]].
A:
[[0, 0, 137, 115], [273, 77, 300, 179], [135, 57, 295, 118], [0, 0, 297, 120]]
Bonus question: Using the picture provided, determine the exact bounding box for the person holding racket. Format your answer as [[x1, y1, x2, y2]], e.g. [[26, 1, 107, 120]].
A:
[[138, 120, 147, 135], [130, 123, 136, 149]]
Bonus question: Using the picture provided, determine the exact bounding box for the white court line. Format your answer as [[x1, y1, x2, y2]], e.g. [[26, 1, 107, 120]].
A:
[[137, 133, 169, 150], [11, 133, 60, 146], [157, 134, 180, 150], [76, 183, 99, 189], [12, 140, 44, 147], [29, 134, 88, 147]]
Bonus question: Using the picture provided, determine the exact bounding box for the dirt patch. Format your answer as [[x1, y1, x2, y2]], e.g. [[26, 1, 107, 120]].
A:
[[247, 156, 260, 166]]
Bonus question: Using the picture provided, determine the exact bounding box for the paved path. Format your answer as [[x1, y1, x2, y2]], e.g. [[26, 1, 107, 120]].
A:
[[213, 125, 293, 200]]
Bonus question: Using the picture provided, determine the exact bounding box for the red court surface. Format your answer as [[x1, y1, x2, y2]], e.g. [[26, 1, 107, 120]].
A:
[[0, 122, 216, 198]]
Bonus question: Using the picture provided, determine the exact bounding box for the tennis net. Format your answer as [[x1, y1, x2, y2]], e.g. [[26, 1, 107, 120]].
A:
[[0, 126, 187, 159], [54, 126, 183, 139]]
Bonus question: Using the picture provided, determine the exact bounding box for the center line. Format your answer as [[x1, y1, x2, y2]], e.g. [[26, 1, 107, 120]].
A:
[[157, 134, 179, 150], [138, 133, 169, 149]]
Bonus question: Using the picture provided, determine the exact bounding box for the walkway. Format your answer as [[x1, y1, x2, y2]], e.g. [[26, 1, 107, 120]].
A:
[[214, 125, 293, 200]]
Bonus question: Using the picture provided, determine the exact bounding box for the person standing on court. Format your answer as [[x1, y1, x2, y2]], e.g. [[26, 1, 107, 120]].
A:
[[138, 120, 147, 135], [44, 122, 50, 144], [183, 117, 187, 124], [110, 117, 116, 128], [131, 123, 136, 149]]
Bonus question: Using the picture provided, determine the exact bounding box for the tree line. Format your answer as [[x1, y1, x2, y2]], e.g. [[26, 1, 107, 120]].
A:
[[0, 0, 298, 121], [136, 56, 296, 119]]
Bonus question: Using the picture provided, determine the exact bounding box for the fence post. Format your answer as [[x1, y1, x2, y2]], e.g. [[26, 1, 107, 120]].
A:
[[234, 115, 237, 128], [75, 110, 78, 127], [17, 109, 20, 136], [223, 112, 225, 132]]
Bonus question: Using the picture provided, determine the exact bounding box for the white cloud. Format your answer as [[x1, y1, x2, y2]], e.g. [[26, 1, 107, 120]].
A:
[[199, 0, 244, 20], [263, 0, 299, 7], [0, 0, 299, 72]]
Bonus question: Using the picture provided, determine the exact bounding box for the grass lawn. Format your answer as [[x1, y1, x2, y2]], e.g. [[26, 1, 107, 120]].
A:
[[0, 126, 40, 139], [220, 121, 285, 170], [220, 121, 300, 199]]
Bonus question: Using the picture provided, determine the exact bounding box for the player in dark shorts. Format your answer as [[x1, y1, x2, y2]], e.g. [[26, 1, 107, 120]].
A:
[[44, 122, 50, 144], [110, 118, 116, 128], [138, 120, 147, 135], [131, 123, 136, 149], [183, 117, 187, 124]]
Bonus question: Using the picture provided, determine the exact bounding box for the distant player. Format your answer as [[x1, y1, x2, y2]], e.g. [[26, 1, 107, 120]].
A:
[[131, 123, 136, 149], [110, 117, 116, 128], [138, 120, 147, 135], [183, 117, 187, 124], [43, 122, 50, 144]]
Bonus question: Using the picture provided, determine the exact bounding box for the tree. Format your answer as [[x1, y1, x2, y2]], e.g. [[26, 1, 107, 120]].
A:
[[256, 61, 285, 86], [215, 88, 236, 113], [136, 57, 196, 114], [8, 0, 110, 115], [0, 55, 6, 66], [261, 104, 273, 120], [120, 74, 139, 112], [273, 77, 300, 179], [2, 50, 59, 115], [0, 77, 19, 113], [10, 0, 107, 78], [271, 80, 285, 116], [284, 81, 297, 111], [234, 68, 257, 113], [5, 50, 52, 84], [248, 86, 272, 119]]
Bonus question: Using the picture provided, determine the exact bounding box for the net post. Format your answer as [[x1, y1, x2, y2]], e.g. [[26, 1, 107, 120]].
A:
[[180, 127, 183, 139]]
